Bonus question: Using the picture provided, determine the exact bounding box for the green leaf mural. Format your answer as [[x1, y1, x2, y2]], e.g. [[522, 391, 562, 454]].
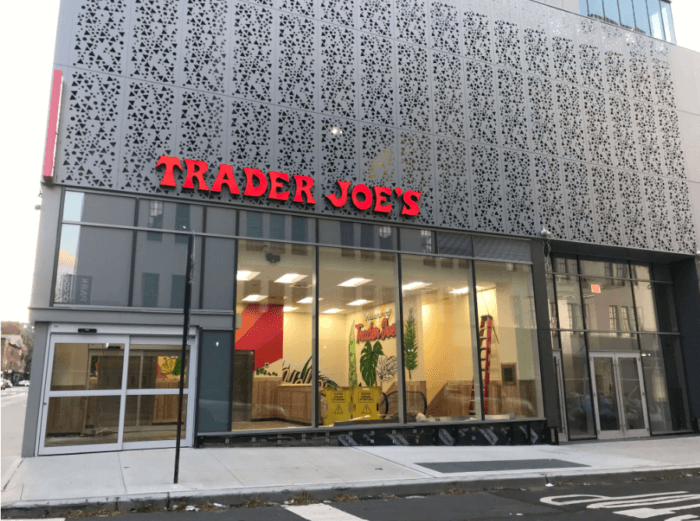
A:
[[348, 321, 358, 387], [404, 310, 418, 379], [360, 341, 384, 387]]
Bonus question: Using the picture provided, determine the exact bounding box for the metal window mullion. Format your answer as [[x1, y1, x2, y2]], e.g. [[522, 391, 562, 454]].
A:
[[125, 388, 189, 396], [470, 260, 484, 421], [576, 256, 599, 437], [50, 186, 67, 307], [394, 252, 406, 425], [311, 245, 320, 428]]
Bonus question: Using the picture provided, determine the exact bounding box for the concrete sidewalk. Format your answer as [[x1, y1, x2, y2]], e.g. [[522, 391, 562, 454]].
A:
[[2, 436, 700, 516]]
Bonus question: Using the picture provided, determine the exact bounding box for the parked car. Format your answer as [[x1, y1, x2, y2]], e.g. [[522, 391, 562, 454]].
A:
[[17, 380, 30, 387]]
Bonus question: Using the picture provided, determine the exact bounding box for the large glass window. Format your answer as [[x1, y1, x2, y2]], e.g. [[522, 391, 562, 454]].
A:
[[580, 277, 636, 332], [401, 254, 477, 421], [660, 1, 676, 43], [233, 241, 315, 430], [63, 191, 135, 226], [604, 0, 621, 24], [640, 335, 691, 434], [560, 331, 596, 439], [581, 0, 674, 42], [632, 0, 651, 34], [474, 261, 542, 419], [647, 0, 665, 40], [318, 247, 398, 426], [54, 225, 132, 306]]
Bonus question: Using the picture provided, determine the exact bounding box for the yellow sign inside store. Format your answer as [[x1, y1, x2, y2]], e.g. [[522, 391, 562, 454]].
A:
[[353, 386, 382, 420], [324, 388, 352, 425]]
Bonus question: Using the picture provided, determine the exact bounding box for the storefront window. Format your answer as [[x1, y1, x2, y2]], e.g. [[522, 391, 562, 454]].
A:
[[137, 200, 203, 234], [202, 237, 236, 310], [653, 283, 678, 333], [124, 396, 187, 442], [63, 191, 136, 226], [580, 277, 636, 331], [554, 275, 584, 330], [319, 221, 397, 250], [233, 241, 315, 430], [51, 342, 125, 391], [54, 225, 132, 307], [632, 279, 658, 332], [587, 332, 639, 351], [241, 211, 314, 242], [132, 231, 202, 309], [45, 396, 121, 447], [401, 254, 477, 421], [318, 246, 398, 426], [473, 261, 542, 419], [560, 331, 596, 439], [640, 335, 690, 434]]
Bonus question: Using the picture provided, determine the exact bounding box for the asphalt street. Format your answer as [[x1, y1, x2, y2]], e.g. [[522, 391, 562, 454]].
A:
[[1, 386, 28, 485], [35, 474, 700, 521]]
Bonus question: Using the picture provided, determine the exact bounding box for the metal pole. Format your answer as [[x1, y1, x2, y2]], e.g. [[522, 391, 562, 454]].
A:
[[174, 233, 195, 484]]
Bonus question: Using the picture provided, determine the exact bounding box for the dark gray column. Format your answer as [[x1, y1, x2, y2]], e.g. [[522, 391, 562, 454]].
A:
[[21, 322, 49, 457], [530, 240, 560, 430], [670, 256, 700, 432]]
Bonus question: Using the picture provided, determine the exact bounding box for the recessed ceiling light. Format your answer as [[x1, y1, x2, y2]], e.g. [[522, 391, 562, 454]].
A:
[[348, 299, 372, 306], [297, 297, 324, 304], [402, 282, 431, 291], [283, 306, 297, 312], [237, 270, 260, 281], [242, 294, 267, 302], [323, 308, 343, 314], [450, 286, 470, 295], [338, 277, 372, 287], [274, 273, 307, 284]]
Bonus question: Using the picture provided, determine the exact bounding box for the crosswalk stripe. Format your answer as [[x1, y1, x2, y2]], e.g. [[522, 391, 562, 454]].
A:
[[284, 504, 368, 521]]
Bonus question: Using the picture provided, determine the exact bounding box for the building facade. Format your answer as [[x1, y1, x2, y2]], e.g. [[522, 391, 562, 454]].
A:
[[23, 0, 700, 456]]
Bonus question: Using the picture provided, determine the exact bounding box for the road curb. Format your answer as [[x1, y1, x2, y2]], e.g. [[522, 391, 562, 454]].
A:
[[3, 466, 700, 519]]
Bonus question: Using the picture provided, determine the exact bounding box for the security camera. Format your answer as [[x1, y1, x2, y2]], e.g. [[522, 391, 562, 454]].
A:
[[541, 228, 552, 238]]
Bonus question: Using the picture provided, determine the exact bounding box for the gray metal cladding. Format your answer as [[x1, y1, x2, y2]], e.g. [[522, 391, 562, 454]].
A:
[[52, 0, 697, 254]]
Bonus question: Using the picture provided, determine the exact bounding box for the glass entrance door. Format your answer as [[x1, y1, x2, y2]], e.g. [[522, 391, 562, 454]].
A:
[[589, 353, 649, 439], [39, 333, 195, 455]]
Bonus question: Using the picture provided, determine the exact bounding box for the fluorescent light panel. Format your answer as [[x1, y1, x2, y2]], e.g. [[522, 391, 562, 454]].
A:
[[402, 281, 431, 291], [323, 308, 343, 314], [242, 294, 266, 302], [283, 306, 297, 312], [274, 273, 307, 284], [450, 286, 470, 295], [237, 270, 260, 281], [338, 277, 372, 287], [297, 297, 323, 304], [348, 299, 372, 306]]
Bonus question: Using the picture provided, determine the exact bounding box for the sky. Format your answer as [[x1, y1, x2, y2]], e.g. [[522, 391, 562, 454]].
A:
[[0, 1, 699, 323]]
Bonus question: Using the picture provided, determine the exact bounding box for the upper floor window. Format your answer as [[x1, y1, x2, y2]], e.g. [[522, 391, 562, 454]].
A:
[[580, 0, 676, 43]]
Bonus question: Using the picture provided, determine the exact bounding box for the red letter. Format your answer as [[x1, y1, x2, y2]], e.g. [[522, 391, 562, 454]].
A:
[[210, 164, 241, 195], [156, 155, 182, 188], [268, 171, 290, 201], [373, 186, 392, 214], [401, 190, 422, 216], [326, 181, 351, 207], [351, 184, 373, 211], [183, 159, 210, 191], [243, 167, 268, 197], [293, 175, 317, 204]]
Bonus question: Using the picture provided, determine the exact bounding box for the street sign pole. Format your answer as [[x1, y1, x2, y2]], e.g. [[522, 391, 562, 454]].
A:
[[174, 233, 195, 484]]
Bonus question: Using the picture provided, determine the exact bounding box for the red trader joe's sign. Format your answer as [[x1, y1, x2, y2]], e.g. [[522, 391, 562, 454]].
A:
[[156, 155, 422, 216]]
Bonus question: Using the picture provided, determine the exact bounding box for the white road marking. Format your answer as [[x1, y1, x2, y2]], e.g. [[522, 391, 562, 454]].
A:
[[542, 492, 689, 507], [284, 504, 368, 521], [543, 492, 700, 520]]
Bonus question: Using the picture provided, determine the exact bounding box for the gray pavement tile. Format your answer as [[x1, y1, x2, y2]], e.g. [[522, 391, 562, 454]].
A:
[[21, 452, 126, 501], [119, 449, 243, 495]]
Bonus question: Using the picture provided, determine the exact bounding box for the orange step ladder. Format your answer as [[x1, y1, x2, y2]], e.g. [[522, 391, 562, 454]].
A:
[[469, 315, 494, 415]]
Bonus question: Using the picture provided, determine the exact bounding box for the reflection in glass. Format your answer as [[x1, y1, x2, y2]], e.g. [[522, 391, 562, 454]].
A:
[[640, 335, 690, 433], [587, 332, 639, 351], [124, 396, 187, 442], [593, 357, 620, 430], [588, 0, 604, 17], [632, 280, 658, 332], [318, 221, 396, 250], [401, 228, 434, 253], [579, 0, 588, 15], [581, 278, 636, 331], [619, 0, 636, 29], [553, 257, 578, 275], [401, 254, 476, 421], [241, 212, 314, 242], [202, 237, 235, 310], [580, 260, 629, 279], [632, 0, 651, 34], [63, 191, 136, 226], [318, 247, 398, 426], [54, 225, 132, 306], [546, 273, 558, 329], [127, 345, 189, 389], [233, 241, 314, 430], [474, 261, 542, 419], [647, 0, 664, 39], [555, 275, 584, 330], [603, 0, 621, 23], [653, 283, 678, 332], [137, 200, 203, 233], [660, 1, 675, 43], [45, 396, 121, 447], [560, 332, 595, 438], [132, 232, 202, 309], [630, 263, 652, 281], [51, 343, 124, 391], [618, 357, 645, 430]]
